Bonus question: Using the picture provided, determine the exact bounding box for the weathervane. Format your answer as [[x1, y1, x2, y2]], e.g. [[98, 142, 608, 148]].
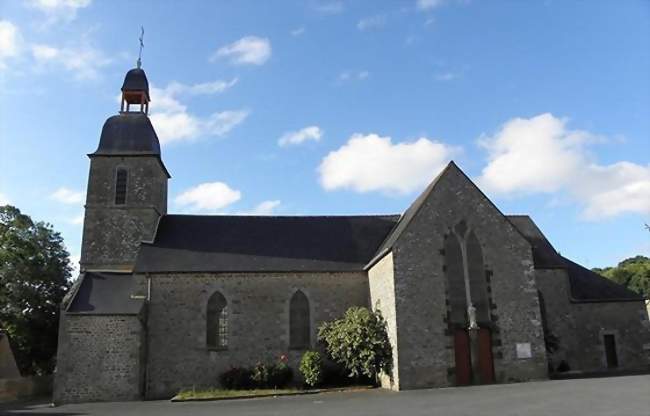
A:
[[136, 26, 144, 69]]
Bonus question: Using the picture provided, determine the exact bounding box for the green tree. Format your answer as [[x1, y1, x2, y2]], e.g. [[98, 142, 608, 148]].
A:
[[0, 205, 72, 375], [593, 255, 650, 299], [318, 306, 392, 383]]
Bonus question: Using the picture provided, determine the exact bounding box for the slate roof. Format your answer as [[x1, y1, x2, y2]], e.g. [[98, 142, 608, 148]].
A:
[[562, 256, 644, 302], [506, 215, 566, 268], [121, 68, 150, 99], [92, 112, 161, 157], [134, 214, 400, 273], [66, 272, 144, 315], [507, 215, 643, 302]]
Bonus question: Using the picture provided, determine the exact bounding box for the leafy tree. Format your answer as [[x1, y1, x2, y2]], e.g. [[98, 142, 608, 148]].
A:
[[0, 205, 72, 375], [592, 255, 650, 299], [318, 306, 392, 383]]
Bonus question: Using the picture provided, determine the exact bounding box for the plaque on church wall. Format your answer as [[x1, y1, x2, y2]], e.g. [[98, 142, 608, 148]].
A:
[[516, 343, 532, 359]]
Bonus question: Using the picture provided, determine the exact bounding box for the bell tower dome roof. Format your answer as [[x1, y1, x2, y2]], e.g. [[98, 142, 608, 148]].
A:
[[121, 68, 150, 100], [93, 112, 160, 156]]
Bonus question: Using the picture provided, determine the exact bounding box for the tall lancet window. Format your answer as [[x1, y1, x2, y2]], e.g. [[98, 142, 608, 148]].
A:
[[289, 290, 310, 349], [115, 168, 128, 205], [207, 291, 228, 349]]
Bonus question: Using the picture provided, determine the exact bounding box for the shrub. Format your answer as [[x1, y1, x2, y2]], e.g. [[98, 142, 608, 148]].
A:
[[299, 351, 324, 387], [219, 367, 252, 390], [268, 355, 293, 388], [250, 362, 270, 388], [220, 356, 294, 390], [318, 306, 392, 383]]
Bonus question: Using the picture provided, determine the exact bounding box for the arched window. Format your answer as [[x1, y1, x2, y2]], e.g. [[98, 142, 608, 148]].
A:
[[289, 290, 310, 350], [445, 232, 467, 326], [466, 230, 489, 324], [207, 291, 228, 349], [115, 168, 128, 205]]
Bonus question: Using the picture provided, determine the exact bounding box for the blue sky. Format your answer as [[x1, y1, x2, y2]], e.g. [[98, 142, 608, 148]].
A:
[[0, 0, 649, 271]]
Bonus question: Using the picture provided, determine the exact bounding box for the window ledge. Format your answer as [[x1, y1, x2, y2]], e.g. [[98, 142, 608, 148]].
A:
[[207, 346, 228, 352]]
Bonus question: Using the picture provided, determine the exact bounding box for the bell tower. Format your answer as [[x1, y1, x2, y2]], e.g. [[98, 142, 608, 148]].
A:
[[79, 66, 170, 272]]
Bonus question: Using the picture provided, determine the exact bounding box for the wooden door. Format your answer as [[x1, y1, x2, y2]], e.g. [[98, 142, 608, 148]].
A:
[[477, 328, 495, 383], [454, 329, 472, 386]]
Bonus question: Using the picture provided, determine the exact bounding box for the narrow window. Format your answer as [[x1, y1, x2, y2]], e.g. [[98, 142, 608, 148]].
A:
[[207, 291, 228, 349], [603, 334, 618, 368], [289, 290, 310, 350], [115, 168, 128, 205]]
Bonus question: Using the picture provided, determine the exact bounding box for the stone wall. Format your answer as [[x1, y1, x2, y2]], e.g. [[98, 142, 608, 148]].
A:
[[536, 269, 650, 373], [368, 252, 400, 389], [144, 272, 369, 399], [388, 165, 548, 389], [81, 156, 167, 271], [53, 314, 145, 403]]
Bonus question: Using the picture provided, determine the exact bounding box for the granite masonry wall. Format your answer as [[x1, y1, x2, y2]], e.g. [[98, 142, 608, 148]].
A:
[[368, 252, 400, 389], [81, 156, 167, 271], [388, 166, 548, 389], [53, 314, 145, 403], [536, 269, 650, 373], [144, 272, 369, 399]]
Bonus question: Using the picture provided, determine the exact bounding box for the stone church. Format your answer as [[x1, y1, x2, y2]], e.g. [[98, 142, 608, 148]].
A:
[[53, 66, 650, 403]]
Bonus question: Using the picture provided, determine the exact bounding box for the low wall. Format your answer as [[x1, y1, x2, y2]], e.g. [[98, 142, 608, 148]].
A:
[[0, 375, 52, 403]]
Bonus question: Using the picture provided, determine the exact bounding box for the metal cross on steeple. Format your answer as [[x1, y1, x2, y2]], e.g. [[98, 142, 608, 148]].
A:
[[137, 26, 144, 69]]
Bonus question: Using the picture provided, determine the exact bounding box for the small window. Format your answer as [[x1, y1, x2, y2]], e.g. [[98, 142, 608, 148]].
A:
[[207, 291, 228, 349], [289, 290, 310, 350], [115, 168, 128, 205]]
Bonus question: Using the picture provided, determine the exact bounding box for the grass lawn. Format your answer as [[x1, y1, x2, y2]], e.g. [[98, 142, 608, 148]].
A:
[[172, 385, 375, 402], [172, 388, 304, 401]]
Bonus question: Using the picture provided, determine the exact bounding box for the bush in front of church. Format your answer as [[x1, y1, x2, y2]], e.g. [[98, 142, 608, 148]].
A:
[[220, 355, 293, 390], [318, 306, 392, 384], [299, 350, 324, 387]]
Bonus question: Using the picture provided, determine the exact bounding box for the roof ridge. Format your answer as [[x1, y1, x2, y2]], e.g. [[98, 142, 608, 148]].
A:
[[163, 214, 401, 219]]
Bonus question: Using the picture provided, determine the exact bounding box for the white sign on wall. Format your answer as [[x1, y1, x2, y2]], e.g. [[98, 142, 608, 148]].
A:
[[516, 343, 532, 359]]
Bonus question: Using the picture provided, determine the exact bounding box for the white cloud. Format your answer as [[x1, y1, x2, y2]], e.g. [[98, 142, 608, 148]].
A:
[[69, 213, 84, 225], [175, 182, 241, 211], [149, 112, 200, 143], [211, 36, 271, 66], [434, 71, 459, 81], [291, 27, 305, 37], [238, 200, 281, 215], [278, 126, 323, 147], [576, 162, 650, 220], [416, 0, 444, 10], [165, 78, 238, 96], [69, 253, 80, 276], [319, 133, 457, 194], [31, 42, 111, 79], [27, 0, 91, 23], [0, 192, 11, 205], [478, 113, 650, 219], [0, 21, 21, 68], [51, 187, 85, 204], [148, 82, 249, 145], [357, 15, 387, 31], [312, 1, 344, 14], [478, 113, 587, 195], [337, 70, 369, 82]]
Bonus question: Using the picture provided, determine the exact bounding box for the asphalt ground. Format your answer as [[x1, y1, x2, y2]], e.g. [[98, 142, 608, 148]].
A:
[[2, 374, 649, 416]]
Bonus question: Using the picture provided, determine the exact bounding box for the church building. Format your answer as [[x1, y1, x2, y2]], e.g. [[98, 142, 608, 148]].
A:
[[53, 66, 650, 403]]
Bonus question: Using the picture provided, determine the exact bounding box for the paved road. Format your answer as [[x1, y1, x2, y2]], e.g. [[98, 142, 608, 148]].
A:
[[2, 375, 649, 416]]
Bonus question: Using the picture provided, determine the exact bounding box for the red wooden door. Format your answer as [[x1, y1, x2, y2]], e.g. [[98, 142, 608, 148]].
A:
[[477, 328, 495, 384], [454, 329, 471, 386]]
